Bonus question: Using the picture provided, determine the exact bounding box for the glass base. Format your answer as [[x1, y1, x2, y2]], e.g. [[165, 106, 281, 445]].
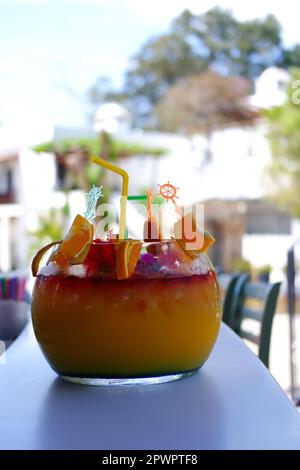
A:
[[61, 370, 197, 386]]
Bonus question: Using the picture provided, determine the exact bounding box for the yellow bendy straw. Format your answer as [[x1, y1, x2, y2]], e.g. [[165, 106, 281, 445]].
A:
[[91, 156, 129, 240]]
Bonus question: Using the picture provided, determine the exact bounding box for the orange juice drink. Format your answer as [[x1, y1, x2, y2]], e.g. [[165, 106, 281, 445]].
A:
[[32, 240, 221, 385]]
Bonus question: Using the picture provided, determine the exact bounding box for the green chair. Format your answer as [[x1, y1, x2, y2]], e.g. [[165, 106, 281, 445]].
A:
[[234, 280, 281, 368], [226, 273, 251, 327], [217, 272, 240, 326]]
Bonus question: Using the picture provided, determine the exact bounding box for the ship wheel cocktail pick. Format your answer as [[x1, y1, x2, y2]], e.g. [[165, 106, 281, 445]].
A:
[[158, 180, 182, 216]]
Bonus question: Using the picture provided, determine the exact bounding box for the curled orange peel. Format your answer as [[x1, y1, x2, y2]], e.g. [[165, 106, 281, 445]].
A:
[[31, 240, 62, 277]]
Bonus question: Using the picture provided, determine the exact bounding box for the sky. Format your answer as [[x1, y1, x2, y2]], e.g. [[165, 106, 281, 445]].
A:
[[0, 0, 299, 127]]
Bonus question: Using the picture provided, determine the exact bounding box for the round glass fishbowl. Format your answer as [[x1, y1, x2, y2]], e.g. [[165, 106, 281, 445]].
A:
[[31, 240, 221, 386]]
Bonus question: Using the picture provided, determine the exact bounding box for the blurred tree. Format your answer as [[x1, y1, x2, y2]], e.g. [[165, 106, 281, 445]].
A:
[[264, 68, 300, 217], [156, 71, 254, 131], [123, 7, 285, 126], [156, 71, 259, 160], [282, 44, 300, 68], [124, 30, 207, 127]]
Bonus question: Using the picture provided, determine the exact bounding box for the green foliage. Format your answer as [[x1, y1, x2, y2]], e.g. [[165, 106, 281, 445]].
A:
[[232, 257, 252, 273], [264, 68, 300, 218], [33, 137, 166, 159], [84, 165, 103, 188], [282, 44, 300, 68], [29, 208, 68, 258], [257, 264, 272, 275]]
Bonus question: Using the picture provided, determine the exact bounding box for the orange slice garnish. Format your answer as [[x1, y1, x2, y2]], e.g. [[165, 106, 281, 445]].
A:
[[116, 240, 142, 280], [58, 214, 94, 264], [175, 232, 215, 259], [31, 240, 62, 277], [174, 212, 215, 259]]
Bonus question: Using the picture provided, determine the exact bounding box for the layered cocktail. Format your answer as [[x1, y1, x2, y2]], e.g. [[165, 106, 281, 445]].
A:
[[31, 159, 221, 385], [32, 240, 220, 384]]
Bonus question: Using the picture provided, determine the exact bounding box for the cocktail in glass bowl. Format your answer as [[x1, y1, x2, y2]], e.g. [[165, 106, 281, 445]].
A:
[[31, 160, 221, 385], [32, 237, 221, 385]]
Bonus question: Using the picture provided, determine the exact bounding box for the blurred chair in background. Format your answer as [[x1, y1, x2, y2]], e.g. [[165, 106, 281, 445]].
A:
[[0, 273, 30, 348], [233, 280, 281, 368], [218, 272, 240, 326], [218, 271, 281, 368]]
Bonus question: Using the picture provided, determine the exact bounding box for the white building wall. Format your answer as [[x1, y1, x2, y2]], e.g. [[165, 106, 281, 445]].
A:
[[123, 122, 272, 204]]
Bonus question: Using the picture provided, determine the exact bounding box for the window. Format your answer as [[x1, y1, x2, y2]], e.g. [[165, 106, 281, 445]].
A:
[[0, 167, 12, 196], [246, 204, 291, 235]]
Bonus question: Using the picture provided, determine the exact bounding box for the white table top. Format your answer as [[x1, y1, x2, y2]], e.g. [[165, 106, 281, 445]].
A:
[[0, 323, 300, 450]]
